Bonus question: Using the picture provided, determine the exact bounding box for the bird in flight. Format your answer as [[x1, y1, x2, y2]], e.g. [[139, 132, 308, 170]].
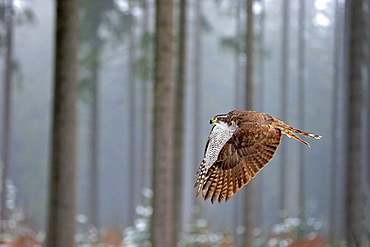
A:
[[194, 110, 322, 204]]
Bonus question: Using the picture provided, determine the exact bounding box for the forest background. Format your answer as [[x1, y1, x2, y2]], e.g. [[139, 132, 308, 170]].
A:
[[0, 0, 369, 246]]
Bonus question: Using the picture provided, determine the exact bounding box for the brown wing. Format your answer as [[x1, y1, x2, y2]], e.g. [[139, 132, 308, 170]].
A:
[[200, 122, 282, 203]]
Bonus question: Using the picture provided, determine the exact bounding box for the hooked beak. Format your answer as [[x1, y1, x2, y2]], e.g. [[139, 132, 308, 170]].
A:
[[210, 118, 218, 124]]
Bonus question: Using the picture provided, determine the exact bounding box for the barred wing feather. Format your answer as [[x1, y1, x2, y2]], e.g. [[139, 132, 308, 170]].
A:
[[195, 122, 282, 204]]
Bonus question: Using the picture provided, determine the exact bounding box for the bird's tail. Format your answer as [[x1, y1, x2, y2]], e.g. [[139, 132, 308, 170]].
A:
[[274, 120, 322, 147]]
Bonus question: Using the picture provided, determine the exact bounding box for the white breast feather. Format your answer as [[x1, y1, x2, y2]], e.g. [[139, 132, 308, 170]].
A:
[[203, 122, 236, 170], [196, 122, 237, 195]]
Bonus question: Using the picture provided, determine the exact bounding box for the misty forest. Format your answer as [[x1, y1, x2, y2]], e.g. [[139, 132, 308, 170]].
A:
[[0, 0, 369, 246]]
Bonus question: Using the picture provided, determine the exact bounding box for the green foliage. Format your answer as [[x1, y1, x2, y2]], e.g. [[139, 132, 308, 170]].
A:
[[0, 3, 34, 88], [79, 0, 132, 103], [0, 3, 35, 53], [79, 0, 132, 46], [252, 211, 345, 247], [212, 0, 236, 16], [179, 218, 234, 247], [0, 179, 44, 245], [101, 10, 132, 43], [75, 215, 100, 246], [78, 77, 94, 103], [11, 60, 24, 91], [78, 47, 101, 103], [122, 204, 152, 246], [133, 30, 153, 82], [15, 8, 36, 25], [122, 188, 153, 246], [200, 15, 213, 33], [219, 35, 241, 54], [134, 55, 152, 82]]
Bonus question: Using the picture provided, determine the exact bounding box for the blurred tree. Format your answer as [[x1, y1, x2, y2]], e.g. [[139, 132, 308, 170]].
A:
[[150, 0, 175, 246], [234, 0, 243, 109], [217, 1, 244, 107], [0, 0, 36, 229], [367, 0, 370, 191], [188, 0, 205, 237], [173, 0, 187, 243], [279, 0, 289, 212], [88, 24, 101, 231], [244, 0, 254, 111], [79, 0, 104, 231], [256, 0, 265, 111], [83, 1, 103, 230], [217, 3, 245, 243], [127, 1, 138, 226], [138, 0, 153, 204], [344, 0, 367, 245], [1, 0, 14, 227], [297, 0, 306, 232], [255, 0, 266, 236], [329, 0, 345, 242], [233, 1, 243, 245], [243, 0, 255, 246], [79, 0, 131, 229], [46, 0, 79, 246], [192, 0, 203, 182]]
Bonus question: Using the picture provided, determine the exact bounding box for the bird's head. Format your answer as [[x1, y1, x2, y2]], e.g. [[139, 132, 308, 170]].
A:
[[209, 114, 228, 125], [210, 112, 240, 129]]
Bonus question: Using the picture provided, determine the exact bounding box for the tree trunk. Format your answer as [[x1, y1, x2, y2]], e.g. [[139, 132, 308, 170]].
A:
[[244, 0, 254, 111], [190, 0, 203, 221], [79, 0, 104, 230], [86, 2, 104, 228], [255, 0, 266, 234], [344, 0, 367, 245], [173, 0, 187, 243], [127, 8, 138, 226], [0, 0, 14, 227], [329, 0, 344, 242], [279, 0, 289, 212], [192, 0, 202, 182], [243, 0, 255, 246], [234, 0, 242, 109], [297, 0, 306, 232], [46, 1, 79, 246], [256, 0, 266, 111], [89, 28, 101, 230], [150, 0, 175, 246], [233, 1, 243, 245], [367, 0, 370, 191], [139, 0, 151, 205]]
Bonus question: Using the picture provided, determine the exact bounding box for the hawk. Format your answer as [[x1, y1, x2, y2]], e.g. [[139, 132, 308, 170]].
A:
[[194, 110, 322, 204]]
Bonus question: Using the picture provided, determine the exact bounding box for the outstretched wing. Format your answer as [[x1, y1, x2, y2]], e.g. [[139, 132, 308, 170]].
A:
[[197, 122, 282, 203], [195, 123, 236, 197]]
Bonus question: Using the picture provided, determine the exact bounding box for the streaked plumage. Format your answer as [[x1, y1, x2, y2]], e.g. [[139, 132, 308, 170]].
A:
[[195, 110, 322, 204]]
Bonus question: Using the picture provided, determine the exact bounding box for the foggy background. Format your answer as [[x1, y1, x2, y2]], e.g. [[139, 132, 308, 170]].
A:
[[0, 0, 369, 246]]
